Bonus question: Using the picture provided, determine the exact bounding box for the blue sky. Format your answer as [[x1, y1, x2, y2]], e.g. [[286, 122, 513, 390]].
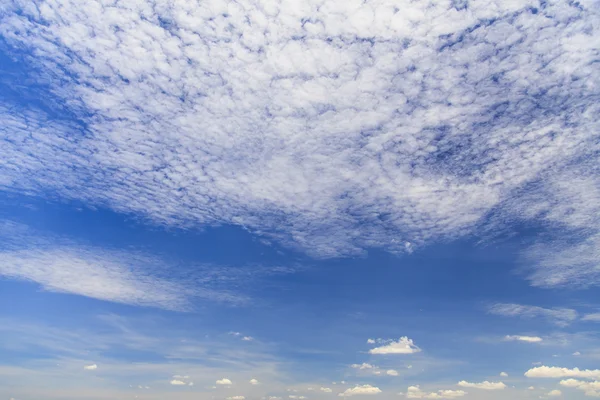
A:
[[1, 0, 600, 399]]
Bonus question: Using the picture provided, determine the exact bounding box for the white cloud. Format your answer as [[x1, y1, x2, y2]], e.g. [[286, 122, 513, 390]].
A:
[[386, 370, 399, 376], [321, 388, 333, 393], [83, 364, 97, 370], [560, 379, 600, 397], [229, 332, 242, 336], [582, 314, 600, 322], [351, 363, 376, 370], [367, 339, 376, 344], [525, 366, 600, 380], [227, 396, 245, 400], [457, 381, 506, 390], [489, 304, 577, 327], [368, 337, 421, 355], [528, 386, 535, 390], [405, 386, 466, 399], [573, 352, 582, 356], [0, 0, 597, 275], [0, 223, 256, 310], [216, 378, 233, 385], [547, 390, 562, 397], [249, 379, 259, 385], [242, 336, 253, 341], [339, 385, 382, 397], [500, 372, 508, 377], [170, 380, 186, 385], [504, 335, 543, 343], [0, 247, 197, 311]]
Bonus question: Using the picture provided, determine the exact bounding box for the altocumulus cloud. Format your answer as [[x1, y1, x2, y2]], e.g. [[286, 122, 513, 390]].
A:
[[0, 0, 598, 291]]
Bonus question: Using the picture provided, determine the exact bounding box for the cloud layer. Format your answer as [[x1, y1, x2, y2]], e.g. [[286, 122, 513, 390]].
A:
[[0, 0, 598, 284]]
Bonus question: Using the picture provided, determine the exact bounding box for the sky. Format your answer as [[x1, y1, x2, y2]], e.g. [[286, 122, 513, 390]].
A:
[[0, 0, 599, 399]]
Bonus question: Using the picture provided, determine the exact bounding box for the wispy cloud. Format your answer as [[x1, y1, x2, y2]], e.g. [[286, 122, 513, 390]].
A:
[[0, 220, 294, 310], [456, 381, 506, 390], [405, 385, 466, 399], [0, 0, 597, 273], [487, 303, 578, 327], [504, 335, 543, 343]]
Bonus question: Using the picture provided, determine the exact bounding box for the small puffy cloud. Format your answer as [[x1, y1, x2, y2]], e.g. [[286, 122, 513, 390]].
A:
[[547, 389, 562, 397], [217, 378, 233, 385], [83, 364, 97, 370], [457, 381, 506, 390], [528, 386, 535, 390], [405, 386, 466, 399], [339, 385, 382, 396], [242, 336, 253, 341], [500, 372, 508, 377], [170, 380, 186, 385], [189, 382, 194, 386], [573, 352, 581, 356], [229, 332, 241, 336], [387, 370, 399, 376], [289, 396, 306, 399], [227, 396, 245, 400], [504, 335, 543, 343], [367, 339, 376, 344], [249, 379, 259, 385], [321, 388, 333, 393], [525, 366, 600, 380], [351, 363, 376, 370], [369, 337, 421, 355]]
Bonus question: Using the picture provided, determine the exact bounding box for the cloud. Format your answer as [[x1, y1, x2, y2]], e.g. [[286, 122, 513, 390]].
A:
[[386, 370, 399, 376], [339, 385, 382, 397], [321, 388, 333, 393], [366, 340, 376, 344], [0, 0, 598, 272], [405, 386, 466, 399], [582, 314, 600, 322], [368, 337, 421, 355], [242, 336, 253, 341], [249, 379, 259, 385], [216, 378, 233, 385], [170, 380, 186, 385], [488, 304, 578, 327], [0, 222, 256, 310], [457, 381, 506, 390], [547, 390, 562, 397], [560, 379, 600, 397], [525, 366, 600, 380], [83, 364, 97, 370], [227, 396, 245, 400], [528, 386, 535, 390], [573, 352, 581, 356], [351, 363, 376, 370], [500, 372, 508, 377], [504, 335, 543, 343]]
